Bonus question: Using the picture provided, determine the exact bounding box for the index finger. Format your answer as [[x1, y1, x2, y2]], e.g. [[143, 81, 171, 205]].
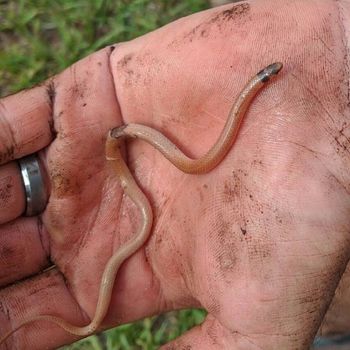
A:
[[0, 83, 55, 165]]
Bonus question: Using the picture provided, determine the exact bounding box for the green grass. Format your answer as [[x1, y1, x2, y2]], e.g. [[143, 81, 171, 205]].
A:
[[59, 310, 206, 350], [0, 0, 210, 96], [0, 0, 209, 348]]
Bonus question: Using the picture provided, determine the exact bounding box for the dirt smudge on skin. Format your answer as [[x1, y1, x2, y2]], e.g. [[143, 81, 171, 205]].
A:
[[26, 270, 61, 298], [206, 287, 221, 316], [334, 121, 350, 154], [66, 64, 90, 102], [48, 118, 57, 138], [116, 52, 145, 87], [0, 145, 15, 164], [245, 234, 272, 260], [222, 178, 239, 203], [50, 167, 81, 198], [210, 165, 275, 285], [118, 53, 134, 69], [177, 2, 251, 45], [0, 246, 15, 260], [0, 176, 13, 204], [46, 79, 56, 107], [211, 2, 250, 23], [51, 173, 71, 195], [163, 343, 193, 350], [207, 207, 240, 303], [206, 320, 220, 346], [68, 80, 88, 100], [117, 54, 135, 78], [117, 49, 171, 87], [222, 170, 248, 204], [37, 216, 50, 258], [210, 173, 247, 280], [45, 79, 58, 138], [215, 218, 238, 274], [0, 269, 62, 329]]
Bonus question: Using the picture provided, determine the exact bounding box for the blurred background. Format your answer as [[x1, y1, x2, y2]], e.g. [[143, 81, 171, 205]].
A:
[[0, 0, 230, 97], [0, 0, 230, 349]]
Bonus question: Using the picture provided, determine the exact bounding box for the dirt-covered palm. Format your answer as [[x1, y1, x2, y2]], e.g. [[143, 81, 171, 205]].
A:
[[1, 1, 350, 349]]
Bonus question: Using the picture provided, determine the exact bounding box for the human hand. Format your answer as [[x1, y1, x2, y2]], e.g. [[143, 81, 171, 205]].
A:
[[1, 0, 350, 349]]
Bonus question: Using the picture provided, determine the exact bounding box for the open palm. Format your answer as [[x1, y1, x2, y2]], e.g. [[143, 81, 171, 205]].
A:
[[1, 1, 350, 349]]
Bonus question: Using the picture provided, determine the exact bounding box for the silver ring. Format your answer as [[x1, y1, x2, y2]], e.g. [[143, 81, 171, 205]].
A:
[[18, 154, 49, 216]]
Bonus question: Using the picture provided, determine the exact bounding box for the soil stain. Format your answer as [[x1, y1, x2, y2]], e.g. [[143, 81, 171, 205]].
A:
[[181, 2, 251, 44], [0, 176, 13, 204]]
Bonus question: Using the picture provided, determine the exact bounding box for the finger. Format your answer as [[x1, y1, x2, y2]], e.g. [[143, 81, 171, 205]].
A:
[[160, 315, 241, 350], [0, 217, 50, 287], [0, 256, 172, 349], [0, 161, 25, 224], [0, 269, 89, 349], [0, 84, 54, 165]]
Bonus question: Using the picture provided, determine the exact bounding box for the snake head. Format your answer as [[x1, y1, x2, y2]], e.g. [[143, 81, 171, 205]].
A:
[[257, 62, 283, 83]]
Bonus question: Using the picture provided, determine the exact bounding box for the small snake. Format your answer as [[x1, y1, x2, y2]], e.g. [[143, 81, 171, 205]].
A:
[[0, 62, 283, 345]]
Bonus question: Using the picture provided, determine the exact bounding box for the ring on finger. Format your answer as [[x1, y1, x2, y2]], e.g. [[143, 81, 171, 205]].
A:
[[18, 154, 49, 216]]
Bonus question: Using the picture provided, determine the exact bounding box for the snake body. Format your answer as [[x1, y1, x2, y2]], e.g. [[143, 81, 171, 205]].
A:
[[0, 62, 283, 344]]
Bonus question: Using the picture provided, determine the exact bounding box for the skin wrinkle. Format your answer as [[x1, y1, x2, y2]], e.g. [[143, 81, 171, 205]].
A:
[[46, 80, 56, 107], [337, 0, 350, 105], [146, 221, 182, 300], [0, 222, 44, 287], [72, 188, 105, 259], [280, 65, 350, 199], [146, 186, 196, 308], [58, 267, 91, 329], [290, 73, 337, 130], [334, 3, 350, 137], [36, 217, 51, 260], [287, 140, 350, 196]]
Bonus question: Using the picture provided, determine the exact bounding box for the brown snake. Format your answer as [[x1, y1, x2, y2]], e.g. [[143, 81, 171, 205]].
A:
[[0, 62, 283, 345]]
